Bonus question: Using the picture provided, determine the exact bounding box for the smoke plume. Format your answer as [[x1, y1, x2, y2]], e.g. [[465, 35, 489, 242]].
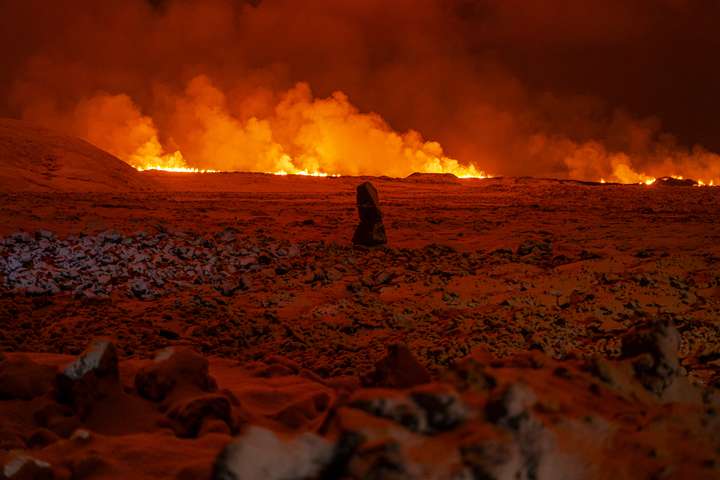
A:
[[1, 0, 719, 181]]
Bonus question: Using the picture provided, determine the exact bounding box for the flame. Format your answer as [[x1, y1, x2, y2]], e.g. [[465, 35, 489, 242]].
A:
[[137, 166, 218, 173], [60, 78, 491, 179], [270, 168, 339, 177], [131, 149, 218, 173]]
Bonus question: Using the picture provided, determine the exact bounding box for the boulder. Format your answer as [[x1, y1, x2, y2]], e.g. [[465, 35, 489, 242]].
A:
[[352, 182, 387, 247], [167, 394, 233, 438], [620, 320, 680, 396], [212, 426, 334, 480], [135, 347, 217, 402], [349, 383, 467, 434], [56, 340, 119, 418], [2, 452, 53, 480]]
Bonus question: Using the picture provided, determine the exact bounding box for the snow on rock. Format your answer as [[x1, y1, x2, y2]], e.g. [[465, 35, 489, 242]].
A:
[[0, 229, 283, 299], [2, 452, 52, 480], [61, 340, 118, 381], [212, 426, 335, 480]]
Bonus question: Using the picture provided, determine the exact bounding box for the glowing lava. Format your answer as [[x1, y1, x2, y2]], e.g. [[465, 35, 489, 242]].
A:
[[271, 169, 340, 177], [136, 166, 218, 173]]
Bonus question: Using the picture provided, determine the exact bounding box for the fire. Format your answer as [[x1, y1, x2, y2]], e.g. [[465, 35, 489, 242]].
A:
[[132, 150, 218, 173], [53, 78, 491, 180], [137, 166, 218, 173], [271, 169, 340, 177]]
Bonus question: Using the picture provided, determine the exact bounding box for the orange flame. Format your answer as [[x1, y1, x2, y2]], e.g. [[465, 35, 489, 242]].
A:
[[64, 77, 490, 179]]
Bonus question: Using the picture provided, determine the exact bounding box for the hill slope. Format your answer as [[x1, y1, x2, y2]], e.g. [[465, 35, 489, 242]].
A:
[[0, 119, 149, 192]]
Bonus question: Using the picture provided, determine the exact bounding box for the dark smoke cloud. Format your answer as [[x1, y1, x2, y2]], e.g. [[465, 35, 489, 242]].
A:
[[0, 0, 718, 180]]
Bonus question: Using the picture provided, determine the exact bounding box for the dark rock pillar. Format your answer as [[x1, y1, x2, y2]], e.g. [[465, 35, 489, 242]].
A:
[[352, 182, 387, 247]]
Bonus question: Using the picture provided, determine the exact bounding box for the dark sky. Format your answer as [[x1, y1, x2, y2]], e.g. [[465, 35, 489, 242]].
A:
[[0, 0, 718, 178]]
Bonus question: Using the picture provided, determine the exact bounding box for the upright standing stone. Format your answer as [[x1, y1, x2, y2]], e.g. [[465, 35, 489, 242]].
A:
[[352, 182, 387, 247]]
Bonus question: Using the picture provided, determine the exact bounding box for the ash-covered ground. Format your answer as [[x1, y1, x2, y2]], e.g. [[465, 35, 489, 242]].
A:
[[2, 173, 720, 479]]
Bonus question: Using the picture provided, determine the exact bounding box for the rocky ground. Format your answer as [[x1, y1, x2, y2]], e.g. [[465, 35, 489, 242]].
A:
[[1, 173, 720, 478]]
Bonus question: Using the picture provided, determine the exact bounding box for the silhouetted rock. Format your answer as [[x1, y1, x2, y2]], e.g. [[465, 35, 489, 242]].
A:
[[352, 182, 387, 247]]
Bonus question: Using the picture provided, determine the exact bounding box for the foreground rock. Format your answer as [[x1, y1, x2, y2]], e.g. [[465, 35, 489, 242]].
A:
[[2, 452, 53, 480], [352, 182, 387, 247], [213, 427, 334, 480], [56, 340, 120, 418], [0, 335, 718, 479], [135, 347, 218, 402]]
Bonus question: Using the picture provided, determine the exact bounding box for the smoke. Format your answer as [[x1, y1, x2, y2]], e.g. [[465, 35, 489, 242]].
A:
[[1, 0, 719, 181]]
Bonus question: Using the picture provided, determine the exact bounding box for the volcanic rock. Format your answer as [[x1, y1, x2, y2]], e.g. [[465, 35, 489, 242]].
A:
[[212, 426, 335, 480], [349, 383, 467, 434], [485, 383, 537, 426], [135, 347, 217, 402], [352, 182, 387, 247], [167, 393, 234, 438], [516, 238, 552, 258], [56, 339, 120, 417], [410, 384, 468, 432], [129, 278, 152, 299], [26, 429, 60, 449], [2, 452, 53, 480], [363, 344, 431, 388], [61, 340, 119, 381], [653, 176, 697, 187], [405, 172, 461, 184], [215, 276, 248, 297], [620, 320, 680, 396]]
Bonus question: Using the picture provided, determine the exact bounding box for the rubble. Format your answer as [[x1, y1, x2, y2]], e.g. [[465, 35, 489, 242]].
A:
[[0, 230, 276, 300]]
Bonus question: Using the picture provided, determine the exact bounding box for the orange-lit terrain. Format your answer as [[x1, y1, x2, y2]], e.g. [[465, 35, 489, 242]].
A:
[[0, 120, 719, 479], [3, 1, 720, 478]]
